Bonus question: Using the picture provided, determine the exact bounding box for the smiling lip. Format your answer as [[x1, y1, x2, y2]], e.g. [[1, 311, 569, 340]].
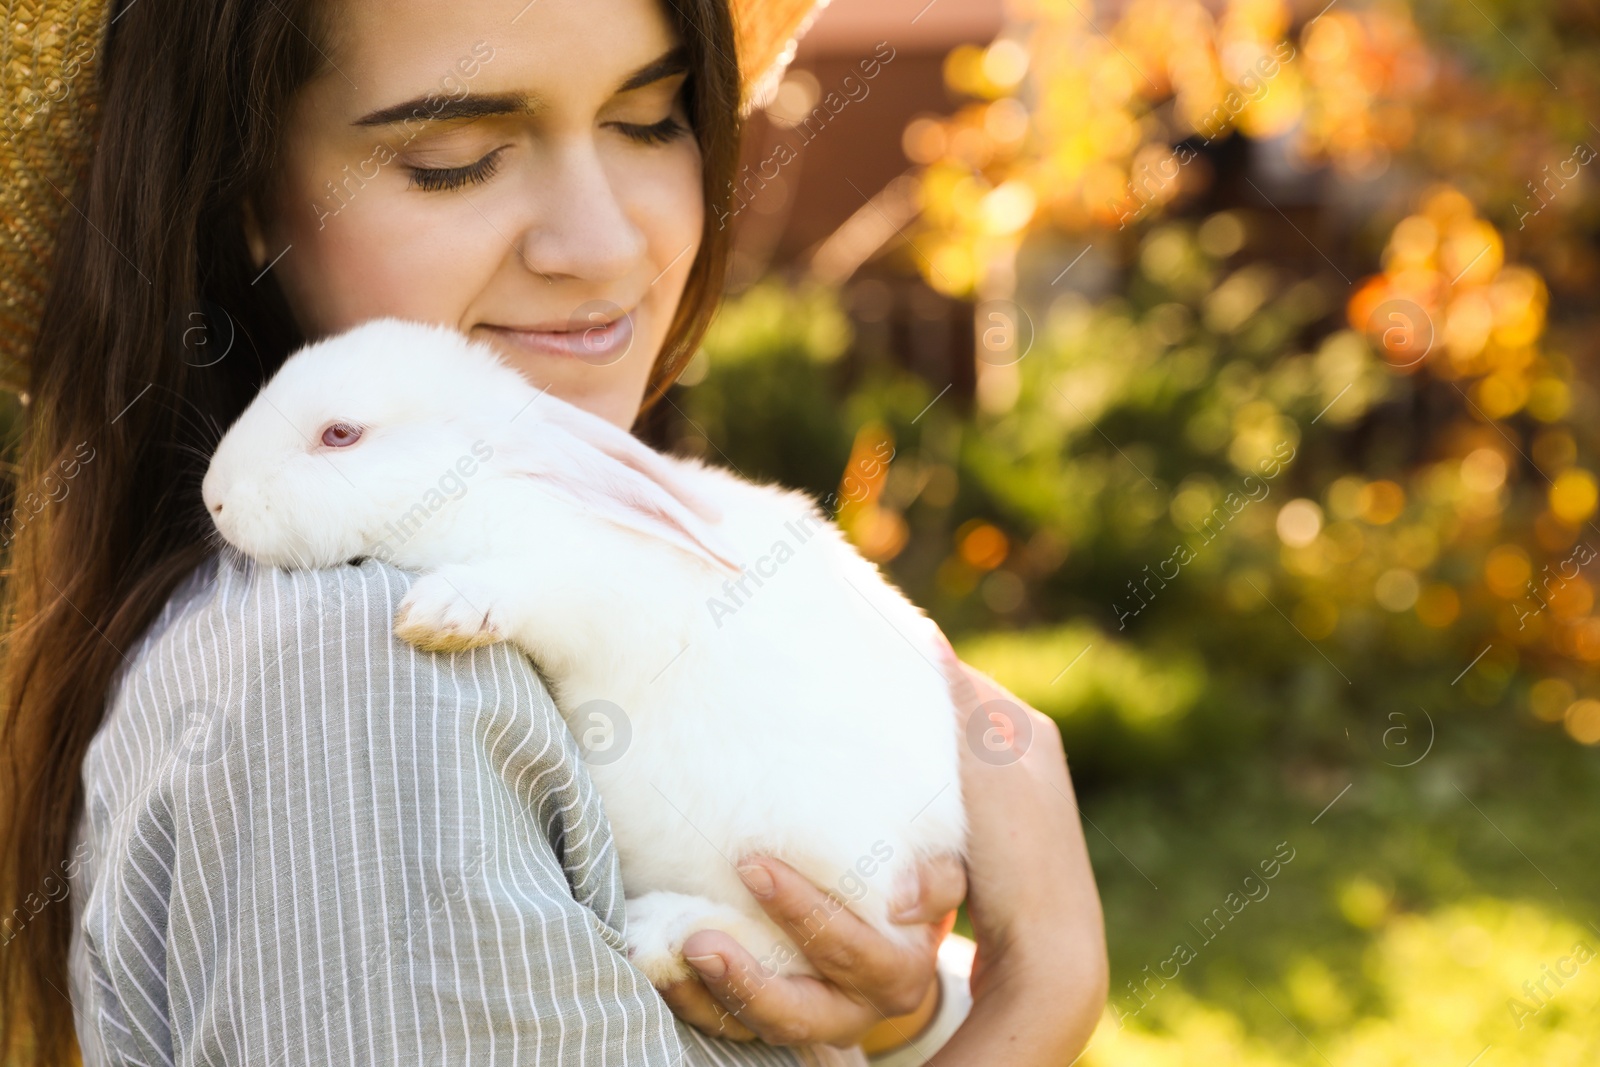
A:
[[480, 314, 635, 364]]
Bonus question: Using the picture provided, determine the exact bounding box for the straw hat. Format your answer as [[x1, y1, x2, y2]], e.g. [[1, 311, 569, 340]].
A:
[[0, 0, 828, 394]]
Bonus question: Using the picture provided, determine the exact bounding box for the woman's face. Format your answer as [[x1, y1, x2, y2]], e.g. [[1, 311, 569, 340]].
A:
[[243, 0, 705, 429]]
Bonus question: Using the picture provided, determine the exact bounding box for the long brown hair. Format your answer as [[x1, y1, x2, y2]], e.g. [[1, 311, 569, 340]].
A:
[[0, 0, 740, 1060]]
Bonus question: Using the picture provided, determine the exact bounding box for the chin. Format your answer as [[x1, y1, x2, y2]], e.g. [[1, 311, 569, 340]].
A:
[[512, 369, 644, 429], [550, 389, 640, 430]]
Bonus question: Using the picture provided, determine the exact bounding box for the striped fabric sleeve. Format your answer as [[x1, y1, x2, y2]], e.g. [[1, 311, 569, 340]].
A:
[[67, 554, 806, 1067]]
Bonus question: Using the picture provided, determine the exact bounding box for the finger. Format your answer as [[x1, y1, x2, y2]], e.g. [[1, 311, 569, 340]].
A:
[[681, 928, 881, 1046], [658, 974, 759, 1041], [892, 852, 967, 925], [737, 856, 938, 1017]]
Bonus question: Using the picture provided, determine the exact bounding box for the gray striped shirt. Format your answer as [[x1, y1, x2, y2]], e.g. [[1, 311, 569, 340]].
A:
[[66, 551, 815, 1066]]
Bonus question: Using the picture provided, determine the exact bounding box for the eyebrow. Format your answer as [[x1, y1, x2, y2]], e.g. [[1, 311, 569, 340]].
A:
[[617, 45, 690, 93], [350, 45, 691, 128]]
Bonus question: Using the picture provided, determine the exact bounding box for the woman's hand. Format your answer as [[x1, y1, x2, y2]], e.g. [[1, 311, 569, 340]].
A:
[[925, 638, 1109, 1065], [659, 853, 965, 1047]]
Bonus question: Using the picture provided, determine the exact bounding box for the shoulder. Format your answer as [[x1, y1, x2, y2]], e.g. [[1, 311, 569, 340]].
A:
[[88, 549, 584, 795], [105, 551, 428, 703], [76, 547, 624, 932], [100, 552, 552, 742], [81, 552, 602, 898], [90, 555, 421, 790]]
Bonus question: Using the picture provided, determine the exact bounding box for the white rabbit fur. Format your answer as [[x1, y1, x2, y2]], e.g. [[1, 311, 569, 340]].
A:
[[202, 317, 967, 986]]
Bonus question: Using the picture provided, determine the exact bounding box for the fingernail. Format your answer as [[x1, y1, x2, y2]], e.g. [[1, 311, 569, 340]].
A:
[[737, 863, 775, 898], [891, 892, 922, 923], [889, 873, 922, 922], [686, 953, 726, 979]]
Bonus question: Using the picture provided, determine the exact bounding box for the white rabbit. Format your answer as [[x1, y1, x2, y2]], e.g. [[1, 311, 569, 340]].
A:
[[202, 316, 967, 987]]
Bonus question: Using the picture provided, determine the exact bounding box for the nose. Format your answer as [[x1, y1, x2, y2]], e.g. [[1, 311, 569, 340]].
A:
[[514, 138, 647, 285]]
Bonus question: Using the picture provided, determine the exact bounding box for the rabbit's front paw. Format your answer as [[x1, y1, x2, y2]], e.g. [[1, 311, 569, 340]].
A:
[[394, 567, 507, 652]]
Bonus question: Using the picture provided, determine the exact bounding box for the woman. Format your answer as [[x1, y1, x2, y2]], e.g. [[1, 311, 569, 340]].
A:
[[0, 0, 1108, 1063]]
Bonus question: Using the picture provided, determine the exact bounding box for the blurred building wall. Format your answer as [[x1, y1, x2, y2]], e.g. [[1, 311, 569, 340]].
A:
[[730, 0, 1003, 279], [721, 0, 1006, 412]]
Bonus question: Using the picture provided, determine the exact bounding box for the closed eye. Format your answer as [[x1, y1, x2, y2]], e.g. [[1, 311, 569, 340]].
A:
[[610, 117, 690, 146], [405, 145, 510, 193], [405, 112, 687, 195]]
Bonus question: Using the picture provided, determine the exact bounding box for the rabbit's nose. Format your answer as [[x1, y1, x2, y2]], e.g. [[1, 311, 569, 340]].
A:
[[210, 502, 223, 514]]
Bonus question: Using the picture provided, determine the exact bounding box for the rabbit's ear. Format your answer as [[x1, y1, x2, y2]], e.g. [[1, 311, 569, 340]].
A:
[[511, 405, 741, 575], [538, 401, 724, 525]]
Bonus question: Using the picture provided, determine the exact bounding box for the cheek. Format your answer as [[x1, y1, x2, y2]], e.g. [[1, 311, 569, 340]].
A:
[[643, 141, 705, 250], [269, 148, 495, 337], [632, 143, 705, 312], [630, 143, 700, 283]]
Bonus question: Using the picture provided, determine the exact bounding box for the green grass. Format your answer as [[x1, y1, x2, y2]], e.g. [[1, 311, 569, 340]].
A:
[[1073, 725, 1600, 1065]]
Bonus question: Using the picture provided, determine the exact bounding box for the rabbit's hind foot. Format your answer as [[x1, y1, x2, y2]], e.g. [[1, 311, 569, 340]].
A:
[[625, 890, 783, 989]]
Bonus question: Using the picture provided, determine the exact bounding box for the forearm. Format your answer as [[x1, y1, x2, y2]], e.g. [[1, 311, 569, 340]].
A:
[[925, 952, 1104, 1067], [927, 650, 1110, 1066]]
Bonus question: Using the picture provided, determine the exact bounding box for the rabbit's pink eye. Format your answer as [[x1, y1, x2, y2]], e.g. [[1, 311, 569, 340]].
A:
[[321, 422, 362, 448]]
